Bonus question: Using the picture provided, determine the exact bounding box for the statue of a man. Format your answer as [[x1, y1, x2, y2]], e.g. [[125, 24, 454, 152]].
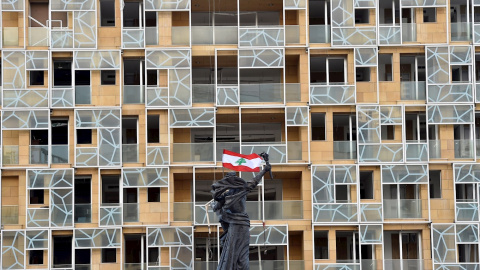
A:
[[211, 155, 271, 270]]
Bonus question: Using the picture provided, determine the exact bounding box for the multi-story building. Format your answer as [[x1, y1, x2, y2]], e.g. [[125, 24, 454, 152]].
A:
[[0, 0, 479, 269]]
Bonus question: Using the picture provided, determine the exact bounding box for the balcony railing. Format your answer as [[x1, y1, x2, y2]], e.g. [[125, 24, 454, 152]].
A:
[[193, 84, 215, 103], [334, 141, 357, 160], [122, 144, 139, 163], [122, 28, 144, 48], [191, 26, 238, 45], [455, 139, 474, 159], [3, 27, 19, 46], [286, 83, 301, 102], [196, 261, 304, 270], [30, 145, 48, 164], [477, 139, 480, 158], [402, 23, 417, 42], [74, 203, 91, 223], [384, 259, 423, 270], [264, 200, 303, 219], [124, 85, 145, 104], [400, 81, 426, 100], [1, 205, 18, 224], [28, 27, 49, 46], [123, 203, 139, 222], [451, 22, 472, 41], [285, 25, 300, 44], [173, 202, 193, 221], [309, 25, 330, 43], [456, 201, 478, 222], [240, 83, 284, 103], [75, 85, 91, 104], [52, 145, 69, 164], [3, 145, 19, 165], [124, 263, 147, 270], [74, 264, 91, 270], [428, 139, 441, 159], [383, 199, 423, 219], [287, 141, 302, 161], [171, 26, 190, 45], [172, 143, 214, 163], [405, 142, 428, 162], [145, 27, 158, 45]]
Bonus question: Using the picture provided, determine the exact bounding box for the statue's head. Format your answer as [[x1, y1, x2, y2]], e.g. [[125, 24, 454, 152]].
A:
[[226, 172, 237, 177]]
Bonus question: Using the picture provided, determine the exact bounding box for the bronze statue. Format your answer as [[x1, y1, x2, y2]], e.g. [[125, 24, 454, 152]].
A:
[[211, 153, 271, 270]]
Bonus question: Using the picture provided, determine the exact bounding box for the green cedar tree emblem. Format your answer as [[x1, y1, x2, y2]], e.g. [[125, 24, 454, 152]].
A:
[[235, 158, 247, 166]]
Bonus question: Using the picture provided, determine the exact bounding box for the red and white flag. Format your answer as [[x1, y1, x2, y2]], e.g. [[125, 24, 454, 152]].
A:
[[222, 149, 263, 172]]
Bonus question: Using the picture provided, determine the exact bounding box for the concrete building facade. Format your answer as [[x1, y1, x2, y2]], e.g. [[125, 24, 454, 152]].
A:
[[0, 0, 476, 269]]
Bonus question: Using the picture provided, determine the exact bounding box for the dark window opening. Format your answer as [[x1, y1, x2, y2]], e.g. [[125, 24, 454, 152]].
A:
[[122, 118, 138, 144], [102, 248, 117, 263], [30, 71, 44, 86], [356, 67, 370, 82], [75, 177, 91, 223], [148, 247, 159, 263], [336, 232, 359, 262], [314, 231, 328, 259], [381, 125, 395, 140], [123, 2, 142, 27], [100, 0, 115, 26], [29, 250, 44, 265], [101, 70, 116, 85], [53, 236, 72, 267], [429, 170, 441, 199], [147, 70, 158, 86], [355, 9, 369, 24], [147, 115, 160, 143], [423, 8, 436, 22], [148, 187, 161, 202], [53, 61, 72, 87], [102, 176, 120, 204], [335, 185, 349, 202], [459, 244, 479, 262], [75, 249, 90, 265], [360, 171, 374, 200], [75, 70, 91, 104], [77, 129, 92, 144], [311, 113, 326, 141], [30, 190, 44, 204], [125, 234, 146, 264], [31, 130, 48, 145], [379, 54, 393, 81], [51, 119, 69, 145]]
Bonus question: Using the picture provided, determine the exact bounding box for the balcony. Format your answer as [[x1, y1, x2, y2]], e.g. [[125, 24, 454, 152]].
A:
[[287, 141, 303, 161], [264, 200, 303, 219], [51, 145, 69, 164], [173, 202, 193, 221], [384, 259, 423, 270], [1, 205, 18, 224], [74, 203, 91, 223], [313, 203, 357, 223], [51, 29, 73, 48], [240, 83, 284, 103], [124, 85, 145, 104], [194, 201, 261, 224], [30, 145, 48, 164], [383, 199, 424, 219], [191, 26, 238, 45], [310, 84, 355, 105], [193, 84, 215, 103], [239, 27, 285, 47], [171, 26, 190, 45], [455, 139, 474, 159], [172, 143, 214, 163], [428, 139, 441, 159], [405, 141, 428, 162], [99, 204, 122, 226], [123, 203, 139, 222], [122, 144, 139, 163], [400, 81, 426, 100], [333, 141, 357, 160], [122, 28, 144, 48], [451, 22, 472, 41], [309, 25, 330, 43], [379, 25, 401, 45]]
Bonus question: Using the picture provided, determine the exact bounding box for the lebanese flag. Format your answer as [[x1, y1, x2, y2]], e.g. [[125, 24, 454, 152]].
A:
[[222, 149, 263, 172]]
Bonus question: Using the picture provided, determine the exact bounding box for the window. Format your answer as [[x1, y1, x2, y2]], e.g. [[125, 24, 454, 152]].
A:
[[314, 231, 328, 259], [147, 115, 160, 143], [53, 236, 72, 268], [429, 170, 441, 198], [102, 248, 116, 263], [147, 70, 158, 86], [100, 0, 115, 26], [102, 176, 120, 204], [77, 129, 92, 144], [101, 70, 116, 85], [335, 185, 349, 202], [381, 125, 395, 140], [423, 8, 436, 22], [53, 60, 72, 87], [333, 114, 357, 160], [30, 190, 44, 204], [29, 250, 44, 265], [360, 171, 374, 199], [355, 9, 369, 24], [336, 231, 359, 262], [148, 187, 161, 202], [75, 177, 91, 223], [356, 67, 370, 82], [310, 56, 347, 84], [379, 54, 393, 81], [30, 71, 44, 86], [311, 113, 326, 140], [75, 249, 90, 265], [459, 244, 479, 262], [75, 70, 91, 104], [122, 117, 138, 163]]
